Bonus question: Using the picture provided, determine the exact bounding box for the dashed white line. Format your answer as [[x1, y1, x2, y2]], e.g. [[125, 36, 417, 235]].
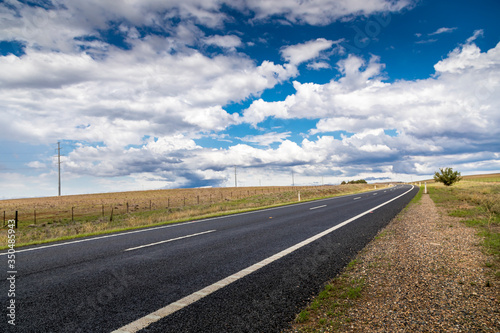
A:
[[111, 185, 415, 333], [309, 205, 327, 210], [123, 230, 216, 252], [353, 197, 361, 200]]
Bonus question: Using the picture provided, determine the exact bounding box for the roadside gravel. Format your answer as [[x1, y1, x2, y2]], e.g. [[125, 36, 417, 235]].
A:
[[288, 193, 499, 332]]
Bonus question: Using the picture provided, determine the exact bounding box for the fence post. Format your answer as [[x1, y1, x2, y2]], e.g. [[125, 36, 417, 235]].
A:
[[3, 211, 5, 227], [126, 202, 129, 214], [72, 207, 74, 222], [424, 182, 427, 194], [34, 208, 36, 225], [110, 207, 114, 222], [149, 200, 152, 210], [102, 204, 104, 218], [197, 195, 200, 205], [15, 211, 18, 229]]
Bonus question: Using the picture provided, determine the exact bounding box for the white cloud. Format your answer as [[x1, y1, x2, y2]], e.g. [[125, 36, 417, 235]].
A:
[[26, 161, 46, 169], [466, 29, 484, 43], [307, 61, 331, 70], [240, 39, 500, 179], [203, 35, 242, 50], [280, 38, 335, 65], [429, 27, 457, 35], [239, 132, 291, 147], [0, 35, 299, 147], [245, 0, 413, 25], [434, 39, 498, 74]]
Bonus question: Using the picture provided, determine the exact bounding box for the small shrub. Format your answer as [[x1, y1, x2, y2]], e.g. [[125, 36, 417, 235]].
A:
[[433, 167, 462, 186]]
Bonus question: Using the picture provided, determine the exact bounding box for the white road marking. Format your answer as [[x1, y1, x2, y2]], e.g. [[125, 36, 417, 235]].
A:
[[353, 197, 361, 200], [309, 205, 327, 210], [123, 230, 216, 252], [373, 193, 378, 195], [111, 186, 414, 333]]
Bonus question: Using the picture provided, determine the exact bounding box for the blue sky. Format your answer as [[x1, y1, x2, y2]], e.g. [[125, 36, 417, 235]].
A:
[[0, 0, 499, 198]]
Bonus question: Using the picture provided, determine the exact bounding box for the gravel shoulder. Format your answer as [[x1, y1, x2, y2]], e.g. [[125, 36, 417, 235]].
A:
[[287, 193, 499, 332]]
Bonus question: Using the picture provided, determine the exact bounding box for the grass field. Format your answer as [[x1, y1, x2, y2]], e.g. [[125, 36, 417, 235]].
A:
[[0, 184, 379, 248]]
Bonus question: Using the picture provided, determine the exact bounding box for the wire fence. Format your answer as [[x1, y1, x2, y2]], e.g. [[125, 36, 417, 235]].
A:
[[2, 186, 339, 228]]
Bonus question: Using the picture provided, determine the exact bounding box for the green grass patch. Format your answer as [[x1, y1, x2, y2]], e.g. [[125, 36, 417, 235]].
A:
[[449, 208, 478, 217], [291, 259, 365, 331], [295, 310, 310, 323], [409, 186, 423, 204]]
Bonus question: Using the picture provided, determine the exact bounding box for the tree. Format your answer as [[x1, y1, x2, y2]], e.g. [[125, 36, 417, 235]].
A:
[[433, 167, 462, 186]]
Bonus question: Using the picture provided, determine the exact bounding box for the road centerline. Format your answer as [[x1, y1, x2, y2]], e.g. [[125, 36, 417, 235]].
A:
[[123, 230, 216, 252], [309, 205, 327, 210]]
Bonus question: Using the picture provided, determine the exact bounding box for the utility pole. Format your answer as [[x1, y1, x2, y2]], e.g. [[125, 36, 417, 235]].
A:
[[57, 142, 61, 196]]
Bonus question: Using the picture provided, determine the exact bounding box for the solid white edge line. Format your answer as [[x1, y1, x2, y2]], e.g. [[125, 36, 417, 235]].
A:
[[309, 205, 327, 210], [111, 185, 415, 333], [0, 186, 396, 256], [123, 230, 216, 252]]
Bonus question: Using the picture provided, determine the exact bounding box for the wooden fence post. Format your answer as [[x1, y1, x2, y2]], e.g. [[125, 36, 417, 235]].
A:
[[72, 207, 74, 222], [34, 208, 36, 224], [110, 207, 114, 222], [15, 210, 18, 229]]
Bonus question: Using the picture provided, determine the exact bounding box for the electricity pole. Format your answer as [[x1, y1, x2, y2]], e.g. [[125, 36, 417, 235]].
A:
[[57, 142, 61, 196]]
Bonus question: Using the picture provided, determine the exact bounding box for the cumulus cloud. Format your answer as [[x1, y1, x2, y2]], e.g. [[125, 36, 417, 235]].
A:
[[241, 37, 500, 178], [203, 35, 242, 50], [239, 132, 291, 147], [0, 1, 497, 195], [245, 0, 413, 25], [0, 35, 298, 147]]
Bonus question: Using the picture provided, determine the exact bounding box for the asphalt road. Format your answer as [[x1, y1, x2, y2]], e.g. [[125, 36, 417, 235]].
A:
[[1, 184, 417, 333]]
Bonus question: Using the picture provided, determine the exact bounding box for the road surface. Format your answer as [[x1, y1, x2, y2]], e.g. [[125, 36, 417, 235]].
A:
[[1, 185, 417, 332]]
